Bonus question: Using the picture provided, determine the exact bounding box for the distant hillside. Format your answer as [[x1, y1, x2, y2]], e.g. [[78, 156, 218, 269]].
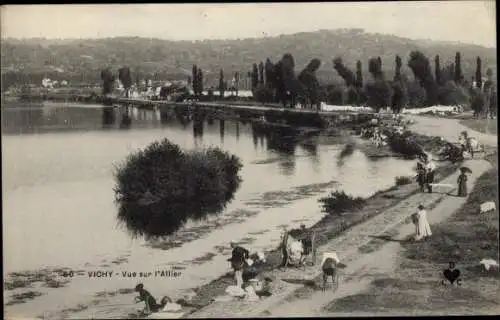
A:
[[1, 29, 496, 87]]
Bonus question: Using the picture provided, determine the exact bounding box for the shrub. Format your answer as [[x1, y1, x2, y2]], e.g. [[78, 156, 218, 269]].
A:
[[114, 139, 243, 238], [385, 131, 423, 158], [395, 176, 413, 186], [319, 190, 367, 215]]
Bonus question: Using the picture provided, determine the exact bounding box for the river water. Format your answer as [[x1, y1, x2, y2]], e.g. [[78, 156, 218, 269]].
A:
[[2, 101, 416, 318]]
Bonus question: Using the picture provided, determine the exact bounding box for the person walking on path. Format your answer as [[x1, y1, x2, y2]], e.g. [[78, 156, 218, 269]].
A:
[[423, 154, 437, 193], [457, 167, 471, 197], [413, 204, 432, 241], [416, 162, 427, 192]]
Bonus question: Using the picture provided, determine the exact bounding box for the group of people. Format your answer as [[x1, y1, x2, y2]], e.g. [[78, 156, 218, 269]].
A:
[[227, 240, 272, 297], [408, 165, 470, 241], [416, 152, 437, 193]]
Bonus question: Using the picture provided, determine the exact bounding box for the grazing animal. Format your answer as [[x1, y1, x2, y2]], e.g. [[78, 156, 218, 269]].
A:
[[480, 201, 496, 214]]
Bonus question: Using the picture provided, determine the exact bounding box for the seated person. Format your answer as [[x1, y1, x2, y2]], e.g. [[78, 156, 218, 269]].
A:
[[134, 283, 170, 314]]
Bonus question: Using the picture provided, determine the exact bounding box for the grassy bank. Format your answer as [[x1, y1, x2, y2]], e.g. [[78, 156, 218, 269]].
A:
[[176, 136, 463, 316], [459, 118, 498, 135], [325, 153, 499, 315]]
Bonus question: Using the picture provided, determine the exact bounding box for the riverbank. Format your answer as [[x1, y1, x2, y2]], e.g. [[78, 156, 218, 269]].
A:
[[221, 119, 498, 318], [320, 154, 499, 316], [3, 112, 493, 319], [180, 115, 497, 318], [148, 128, 460, 318]]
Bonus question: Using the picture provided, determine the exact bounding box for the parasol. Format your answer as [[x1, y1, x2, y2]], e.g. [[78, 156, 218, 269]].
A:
[[460, 166, 472, 174]]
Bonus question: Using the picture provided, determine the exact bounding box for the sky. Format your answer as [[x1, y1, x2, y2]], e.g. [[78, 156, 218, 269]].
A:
[[1, 1, 496, 48]]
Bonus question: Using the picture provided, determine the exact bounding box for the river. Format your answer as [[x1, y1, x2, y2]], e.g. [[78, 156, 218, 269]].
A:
[[2, 101, 416, 318]]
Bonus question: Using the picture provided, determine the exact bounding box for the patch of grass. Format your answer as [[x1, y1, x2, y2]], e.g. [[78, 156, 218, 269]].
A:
[[4, 278, 32, 290], [395, 176, 413, 186], [6, 291, 44, 306], [61, 303, 89, 313], [460, 119, 498, 135], [325, 277, 497, 313], [319, 190, 367, 215], [402, 164, 499, 279]]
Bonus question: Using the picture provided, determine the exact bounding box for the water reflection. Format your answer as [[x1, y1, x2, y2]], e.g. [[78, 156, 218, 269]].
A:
[[299, 138, 320, 172], [207, 115, 215, 126], [193, 109, 205, 139], [119, 107, 132, 129], [175, 106, 191, 128], [102, 107, 116, 128], [219, 119, 225, 143]]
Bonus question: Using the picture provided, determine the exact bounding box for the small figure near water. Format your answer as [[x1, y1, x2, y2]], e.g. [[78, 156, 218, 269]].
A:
[[457, 167, 472, 197], [134, 283, 170, 315], [228, 240, 250, 288], [412, 204, 432, 241]]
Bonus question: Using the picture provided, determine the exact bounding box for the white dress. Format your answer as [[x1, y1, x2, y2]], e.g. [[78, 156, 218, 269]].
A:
[[415, 209, 432, 240]]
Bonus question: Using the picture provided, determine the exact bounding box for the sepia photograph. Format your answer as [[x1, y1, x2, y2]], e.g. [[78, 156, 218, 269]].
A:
[[2, 1, 498, 319]]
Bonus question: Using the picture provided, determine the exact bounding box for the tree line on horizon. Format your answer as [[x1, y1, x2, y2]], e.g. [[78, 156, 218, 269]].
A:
[[237, 51, 496, 114], [98, 50, 496, 115]]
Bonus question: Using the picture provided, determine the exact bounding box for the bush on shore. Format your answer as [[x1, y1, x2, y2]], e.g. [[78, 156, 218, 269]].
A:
[[114, 139, 243, 238], [395, 175, 414, 186], [319, 190, 367, 215], [384, 130, 424, 158]]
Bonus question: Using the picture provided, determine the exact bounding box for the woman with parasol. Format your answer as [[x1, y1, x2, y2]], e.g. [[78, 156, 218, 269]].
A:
[[457, 167, 472, 197]]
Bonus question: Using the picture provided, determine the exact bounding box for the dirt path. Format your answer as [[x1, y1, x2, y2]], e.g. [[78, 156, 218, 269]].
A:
[[264, 158, 492, 317], [405, 115, 498, 148]]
